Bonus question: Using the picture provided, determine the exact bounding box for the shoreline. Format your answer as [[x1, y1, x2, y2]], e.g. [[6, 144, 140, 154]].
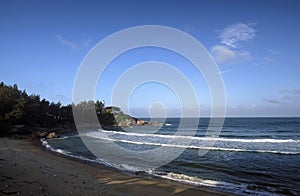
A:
[[0, 137, 228, 195]]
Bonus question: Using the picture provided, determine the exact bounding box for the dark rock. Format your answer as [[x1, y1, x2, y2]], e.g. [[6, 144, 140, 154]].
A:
[[39, 132, 48, 138]]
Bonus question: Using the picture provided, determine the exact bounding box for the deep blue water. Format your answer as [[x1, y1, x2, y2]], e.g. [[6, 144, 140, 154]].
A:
[[42, 118, 300, 195]]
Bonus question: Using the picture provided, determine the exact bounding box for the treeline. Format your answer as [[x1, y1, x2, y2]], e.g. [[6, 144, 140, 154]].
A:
[[0, 82, 107, 135]]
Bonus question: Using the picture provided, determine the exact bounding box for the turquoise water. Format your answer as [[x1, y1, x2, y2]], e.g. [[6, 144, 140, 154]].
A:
[[43, 118, 300, 195]]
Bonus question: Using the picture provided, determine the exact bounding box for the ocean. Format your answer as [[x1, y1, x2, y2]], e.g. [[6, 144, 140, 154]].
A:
[[42, 117, 300, 195]]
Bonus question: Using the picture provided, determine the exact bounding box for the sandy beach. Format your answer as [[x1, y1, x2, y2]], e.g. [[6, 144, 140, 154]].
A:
[[0, 137, 226, 195]]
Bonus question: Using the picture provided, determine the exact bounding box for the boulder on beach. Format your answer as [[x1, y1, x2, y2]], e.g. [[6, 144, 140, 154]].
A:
[[136, 120, 147, 126], [46, 132, 59, 139], [117, 118, 136, 127], [147, 121, 163, 126]]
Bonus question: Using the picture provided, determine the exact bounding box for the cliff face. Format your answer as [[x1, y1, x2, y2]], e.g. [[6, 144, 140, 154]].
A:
[[72, 104, 162, 130], [98, 107, 162, 127], [99, 112, 145, 127], [114, 114, 162, 127]]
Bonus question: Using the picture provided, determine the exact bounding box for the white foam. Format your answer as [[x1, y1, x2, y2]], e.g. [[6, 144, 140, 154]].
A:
[[40, 138, 133, 172], [55, 149, 65, 154], [49, 135, 78, 140], [97, 129, 299, 143], [82, 132, 300, 155], [40, 137, 293, 195], [41, 138, 71, 155], [157, 172, 279, 196], [159, 172, 240, 188]]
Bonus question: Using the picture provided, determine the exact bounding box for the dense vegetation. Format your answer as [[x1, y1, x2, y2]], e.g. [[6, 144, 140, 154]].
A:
[[0, 82, 154, 137], [0, 82, 107, 136]]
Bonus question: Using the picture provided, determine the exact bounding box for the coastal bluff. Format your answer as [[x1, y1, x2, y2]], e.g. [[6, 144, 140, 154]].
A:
[[97, 106, 162, 127], [0, 81, 161, 137]]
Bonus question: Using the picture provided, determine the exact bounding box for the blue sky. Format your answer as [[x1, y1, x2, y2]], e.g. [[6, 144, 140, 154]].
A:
[[1, 0, 300, 117]]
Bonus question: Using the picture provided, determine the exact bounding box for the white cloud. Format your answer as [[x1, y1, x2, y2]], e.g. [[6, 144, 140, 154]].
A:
[[263, 57, 275, 64], [56, 35, 93, 50], [268, 49, 280, 55], [211, 22, 256, 65], [211, 45, 252, 65], [217, 68, 233, 75], [84, 38, 93, 48], [218, 22, 256, 48], [56, 35, 77, 49]]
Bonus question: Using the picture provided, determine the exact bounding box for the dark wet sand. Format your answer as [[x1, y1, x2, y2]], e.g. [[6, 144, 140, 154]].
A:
[[0, 137, 228, 195]]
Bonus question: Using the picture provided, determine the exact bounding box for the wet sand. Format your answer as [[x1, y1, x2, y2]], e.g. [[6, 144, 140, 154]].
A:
[[0, 137, 227, 195]]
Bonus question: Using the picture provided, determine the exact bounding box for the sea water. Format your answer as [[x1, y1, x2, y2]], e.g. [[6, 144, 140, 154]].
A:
[[42, 118, 300, 195]]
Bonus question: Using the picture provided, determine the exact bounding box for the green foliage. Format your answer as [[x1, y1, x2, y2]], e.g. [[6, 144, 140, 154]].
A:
[[95, 100, 105, 115], [114, 113, 132, 122], [0, 83, 26, 123], [0, 82, 134, 134], [0, 82, 76, 134], [72, 101, 130, 127], [72, 100, 97, 125]]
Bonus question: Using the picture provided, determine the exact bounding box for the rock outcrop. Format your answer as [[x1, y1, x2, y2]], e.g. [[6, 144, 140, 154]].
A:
[[39, 132, 48, 138], [38, 131, 59, 139], [46, 132, 59, 139], [136, 120, 146, 126]]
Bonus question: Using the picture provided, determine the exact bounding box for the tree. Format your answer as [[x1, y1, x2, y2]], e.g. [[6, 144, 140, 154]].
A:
[[0, 83, 25, 124], [0, 82, 116, 135], [95, 100, 105, 115]]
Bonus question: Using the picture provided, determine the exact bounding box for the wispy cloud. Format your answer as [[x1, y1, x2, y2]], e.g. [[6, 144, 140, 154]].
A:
[[257, 49, 280, 66], [83, 38, 93, 48], [263, 57, 275, 64], [182, 24, 195, 34], [262, 98, 285, 104], [218, 22, 256, 48], [263, 88, 300, 105], [217, 68, 233, 75], [56, 94, 71, 103], [56, 35, 77, 49], [268, 49, 280, 55], [56, 35, 93, 50], [211, 45, 252, 65], [211, 22, 256, 65], [277, 88, 300, 101], [279, 88, 300, 95]]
